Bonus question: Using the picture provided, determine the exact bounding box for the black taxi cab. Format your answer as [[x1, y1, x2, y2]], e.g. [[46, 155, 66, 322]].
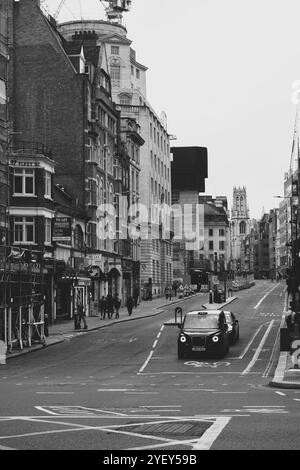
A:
[[177, 310, 230, 359]]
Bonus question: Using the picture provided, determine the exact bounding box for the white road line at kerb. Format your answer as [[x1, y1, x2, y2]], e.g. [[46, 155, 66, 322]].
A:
[[238, 324, 264, 359], [254, 284, 278, 310], [241, 321, 274, 375], [193, 417, 231, 450]]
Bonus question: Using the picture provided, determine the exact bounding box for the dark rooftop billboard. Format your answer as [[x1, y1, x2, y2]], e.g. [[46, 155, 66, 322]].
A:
[[171, 146, 208, 192]]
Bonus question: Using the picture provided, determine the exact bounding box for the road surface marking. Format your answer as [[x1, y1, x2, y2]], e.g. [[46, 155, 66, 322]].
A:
[[140, 406, 181, 408], [213, 392, 247, 394], [293, 399, 300, 402], [254, 284, 278, 309], [139, 326, 165, 373], [275, 392, 286, 396], [36, 392, 75, 395], [138, 371, 260, 375], [0, 444, 17, 450], [241, 321, 274, 375], [35, 406, 127, 417], [238, 324, 264, 359], [97, 389, 137, 392], [180, 389, 217, 392], [192, 417, 231, 450]]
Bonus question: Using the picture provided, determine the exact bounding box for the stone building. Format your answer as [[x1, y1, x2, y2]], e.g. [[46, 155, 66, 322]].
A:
[[230, 186, 251, 271], [59, 17, 173, 299]]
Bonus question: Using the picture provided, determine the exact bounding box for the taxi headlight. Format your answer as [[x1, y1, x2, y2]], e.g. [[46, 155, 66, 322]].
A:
[[180, 335, 187, 343], [212, 335, 219, 343]]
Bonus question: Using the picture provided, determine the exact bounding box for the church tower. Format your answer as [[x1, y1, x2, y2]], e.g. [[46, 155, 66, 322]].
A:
[[230, 187, 250, 270]]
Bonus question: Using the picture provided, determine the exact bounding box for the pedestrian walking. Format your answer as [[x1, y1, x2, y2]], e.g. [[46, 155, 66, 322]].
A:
[[126, 296, 134, 316], [78, 304, 88, 330], [99, 296, 106, 319], [164, 286, 169, 300], [106, 294, 114, 319], [114, 293, 121, 319], [133, 288, 139, 308]]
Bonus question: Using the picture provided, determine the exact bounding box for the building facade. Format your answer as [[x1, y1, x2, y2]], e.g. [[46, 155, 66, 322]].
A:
[[58, 18, 173, 299], [171, 147, 208, 286]]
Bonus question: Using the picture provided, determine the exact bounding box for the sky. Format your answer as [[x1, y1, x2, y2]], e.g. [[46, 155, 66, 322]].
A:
[[44, 0, 300, 219]]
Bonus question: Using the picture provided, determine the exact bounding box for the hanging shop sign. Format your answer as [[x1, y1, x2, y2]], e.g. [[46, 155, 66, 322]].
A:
[[53, 217, 72, 242]]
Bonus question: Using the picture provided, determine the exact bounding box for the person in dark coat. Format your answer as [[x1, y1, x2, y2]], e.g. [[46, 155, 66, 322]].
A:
[[106, 294, 114, 319], [133, 288, 139, 308], [113, 293, 121, 319], [99, 296, 106, 320], [78, 304, 88, 330], [126, 296, 134, 316]]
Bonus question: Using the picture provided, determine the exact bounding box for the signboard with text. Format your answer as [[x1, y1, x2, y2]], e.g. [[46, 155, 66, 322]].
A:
[[53, 217, 72, 243]]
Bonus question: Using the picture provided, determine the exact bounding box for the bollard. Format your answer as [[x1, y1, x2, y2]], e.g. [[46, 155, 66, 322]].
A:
[[209, 290, 213, 304]]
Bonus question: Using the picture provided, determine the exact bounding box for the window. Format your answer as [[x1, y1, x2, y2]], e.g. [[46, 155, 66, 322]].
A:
[[219, 229, 225, 237], [111, 45, 119, 55], [44, 171, 52, 198], [209, 241, 214, 251], [240, 221, 246, 235], [88, 179, 97, 206], [0, 79, 6, 121], [209, 229, 214, 237], [74, 225, 83, 250], [14, 217, 34, 243], [45, 218, 52, 244], [120, 94, 131, 105], [219, 241, 225, 251], [87, 222, 97, 249], [110, 59, 120, 82], [136, 69, 140, 79], [131, 65, 134, 75], [14, 169, 35, 196]]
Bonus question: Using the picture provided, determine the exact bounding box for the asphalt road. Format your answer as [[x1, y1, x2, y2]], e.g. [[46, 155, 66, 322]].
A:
[[1, 280, 300, 451]]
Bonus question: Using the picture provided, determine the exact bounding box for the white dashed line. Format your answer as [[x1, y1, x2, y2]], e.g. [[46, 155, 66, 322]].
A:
[[275, 391, 286, 396]]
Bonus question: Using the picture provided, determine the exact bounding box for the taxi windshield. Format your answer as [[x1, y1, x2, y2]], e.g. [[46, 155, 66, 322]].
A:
[[183, 314, 220, 329]]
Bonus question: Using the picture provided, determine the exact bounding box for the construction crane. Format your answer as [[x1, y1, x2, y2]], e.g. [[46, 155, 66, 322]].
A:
[[53, 0, 67, 20], [99, 0, 132, 23]]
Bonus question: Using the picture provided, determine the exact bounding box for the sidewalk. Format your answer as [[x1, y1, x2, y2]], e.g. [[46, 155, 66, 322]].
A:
[[201, 296, 238, 310], [6, 292, 204, 360], [269, 351, 300, 389]]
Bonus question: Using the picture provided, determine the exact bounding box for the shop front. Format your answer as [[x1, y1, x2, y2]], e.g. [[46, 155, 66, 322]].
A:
[[55, 269, 91, 323]]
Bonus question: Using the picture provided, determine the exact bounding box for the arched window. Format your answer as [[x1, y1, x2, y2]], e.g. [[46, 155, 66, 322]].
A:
[[110, 58, 121, 82], [99, 177, 104, 205], [74, 225, 83, 250], [240, 221, 246, 235], [119, 93, 131, 105], [109, 183, 114, 204]]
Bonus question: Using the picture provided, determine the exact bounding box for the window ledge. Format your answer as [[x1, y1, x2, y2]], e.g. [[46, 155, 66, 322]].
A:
[[13, 194, 37, 198]]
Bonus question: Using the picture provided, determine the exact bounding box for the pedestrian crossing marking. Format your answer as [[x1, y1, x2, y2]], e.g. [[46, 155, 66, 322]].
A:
[[35, 406, 127, 417]]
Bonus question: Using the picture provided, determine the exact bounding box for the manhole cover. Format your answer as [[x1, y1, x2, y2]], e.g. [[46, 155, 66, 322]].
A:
[[119, 421, 210, 437]]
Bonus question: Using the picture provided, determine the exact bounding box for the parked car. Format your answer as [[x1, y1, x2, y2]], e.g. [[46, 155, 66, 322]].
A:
[[177, 310, 230, 359], [223, 311, 240, 344]]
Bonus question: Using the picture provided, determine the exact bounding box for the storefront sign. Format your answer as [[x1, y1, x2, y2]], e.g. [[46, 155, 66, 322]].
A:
[[53, 217, 72, 242]]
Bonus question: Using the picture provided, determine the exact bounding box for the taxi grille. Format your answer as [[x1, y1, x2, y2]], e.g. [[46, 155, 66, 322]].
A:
[[192, 336, 206, 347]]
